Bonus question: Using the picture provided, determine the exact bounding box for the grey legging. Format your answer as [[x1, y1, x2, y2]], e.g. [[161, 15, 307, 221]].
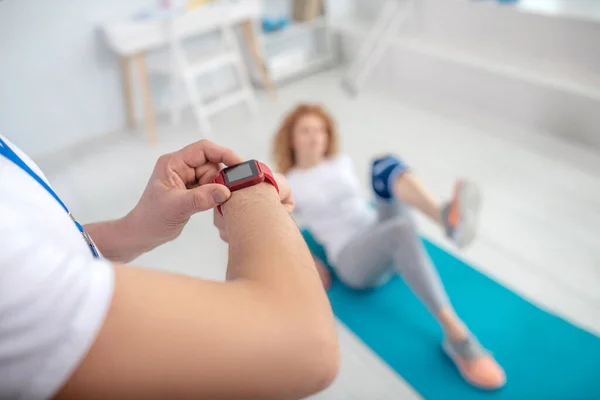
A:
[[335, 199, 450, 314]]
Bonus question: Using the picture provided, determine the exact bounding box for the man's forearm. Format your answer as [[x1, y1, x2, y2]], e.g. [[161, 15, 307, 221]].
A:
[[222, 183, 332, 317], [224, 184, 315, 281], [84, 217, 149, 263]]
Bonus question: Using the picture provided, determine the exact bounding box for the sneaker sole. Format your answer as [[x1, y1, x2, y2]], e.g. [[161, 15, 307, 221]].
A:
[[452, 180, 482, 248]]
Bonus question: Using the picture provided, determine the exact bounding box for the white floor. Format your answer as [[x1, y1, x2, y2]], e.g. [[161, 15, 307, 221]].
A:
[[40, 69, 600, 399]]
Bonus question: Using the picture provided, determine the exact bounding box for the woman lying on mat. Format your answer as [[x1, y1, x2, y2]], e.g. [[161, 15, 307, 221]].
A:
[[272, 104, 506, 391]]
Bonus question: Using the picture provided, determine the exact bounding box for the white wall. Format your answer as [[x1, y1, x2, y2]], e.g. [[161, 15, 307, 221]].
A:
[[0, 0, 149, 156], [518, 0, 600, 21], [415, 0, 600, 72], [0, 0, 240, 158], [337, 0, 600, 149]]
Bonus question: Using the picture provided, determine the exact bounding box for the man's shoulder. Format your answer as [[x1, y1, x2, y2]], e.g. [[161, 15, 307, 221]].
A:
[[0, 203, 114, 399], [0, 135, 50, 183]]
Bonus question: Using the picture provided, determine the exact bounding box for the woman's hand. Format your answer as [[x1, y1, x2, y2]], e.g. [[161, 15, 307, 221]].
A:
[[314, 257, 332, 290], [274, 172, 296, 214], [214, 172, 294, 243]]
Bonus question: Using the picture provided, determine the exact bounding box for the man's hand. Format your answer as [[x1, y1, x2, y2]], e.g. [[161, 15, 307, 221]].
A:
[[214, 172, 294, 243], [126, 140, 244, 253]]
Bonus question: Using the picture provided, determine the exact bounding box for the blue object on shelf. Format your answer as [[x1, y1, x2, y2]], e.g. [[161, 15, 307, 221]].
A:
[[261, 16, 290, 33]]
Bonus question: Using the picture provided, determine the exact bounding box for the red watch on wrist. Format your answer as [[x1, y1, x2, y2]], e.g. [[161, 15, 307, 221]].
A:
[[213, 160, 279, 215]]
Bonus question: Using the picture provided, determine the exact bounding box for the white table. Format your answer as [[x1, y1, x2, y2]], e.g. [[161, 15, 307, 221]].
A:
[[102, 0, 276, 142]]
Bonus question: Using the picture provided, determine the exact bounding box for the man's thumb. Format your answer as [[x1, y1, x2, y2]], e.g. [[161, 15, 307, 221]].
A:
[[187, 184, 231, 213]]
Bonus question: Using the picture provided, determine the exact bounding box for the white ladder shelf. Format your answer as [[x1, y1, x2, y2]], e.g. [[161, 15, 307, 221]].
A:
[[341, 0, 415, 96], [150, 7, 259, 138]]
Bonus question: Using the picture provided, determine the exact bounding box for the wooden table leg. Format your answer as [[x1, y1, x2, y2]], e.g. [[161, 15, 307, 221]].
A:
[[121, 56, 136, 130], [134, 53, 158, 144], [240, 20, 277, 101]]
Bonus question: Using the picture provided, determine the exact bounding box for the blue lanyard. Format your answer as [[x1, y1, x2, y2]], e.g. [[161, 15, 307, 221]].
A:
[[0, 137, 99, 258]]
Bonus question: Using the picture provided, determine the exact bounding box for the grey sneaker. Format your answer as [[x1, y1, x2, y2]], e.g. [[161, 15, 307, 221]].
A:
[[442, 180, 482, 249]]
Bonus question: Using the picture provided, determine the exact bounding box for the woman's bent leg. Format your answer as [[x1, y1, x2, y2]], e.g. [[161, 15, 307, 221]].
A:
[[336, 215, 450, 313], [334, 220, 398, 289]]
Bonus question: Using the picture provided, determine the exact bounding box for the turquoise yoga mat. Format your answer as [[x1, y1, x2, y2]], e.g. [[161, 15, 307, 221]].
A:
[[302, 230, 600, 400]]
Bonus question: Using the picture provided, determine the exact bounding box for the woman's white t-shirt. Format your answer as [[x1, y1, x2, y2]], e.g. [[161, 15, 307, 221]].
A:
[[0, 135, 114, 399], [286, 154, 376, 263]]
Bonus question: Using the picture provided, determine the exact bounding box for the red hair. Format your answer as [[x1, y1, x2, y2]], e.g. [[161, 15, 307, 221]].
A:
[[271, 104, 339, 174]]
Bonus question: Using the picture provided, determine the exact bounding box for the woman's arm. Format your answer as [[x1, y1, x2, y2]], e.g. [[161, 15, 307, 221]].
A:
[[57, 183, 339, 400], [313, 255, 332, 289]]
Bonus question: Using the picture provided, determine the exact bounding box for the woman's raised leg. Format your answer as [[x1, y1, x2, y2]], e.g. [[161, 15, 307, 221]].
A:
[[371, 155, 482, 249]]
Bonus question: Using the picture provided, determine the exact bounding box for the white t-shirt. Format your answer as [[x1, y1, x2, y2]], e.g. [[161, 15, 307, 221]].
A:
[[286, 154, 376, 263], [0, 135, 114, 399]]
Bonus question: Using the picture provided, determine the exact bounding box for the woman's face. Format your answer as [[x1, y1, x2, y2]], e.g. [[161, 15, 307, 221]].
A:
[[292, 114, 329, 162]]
